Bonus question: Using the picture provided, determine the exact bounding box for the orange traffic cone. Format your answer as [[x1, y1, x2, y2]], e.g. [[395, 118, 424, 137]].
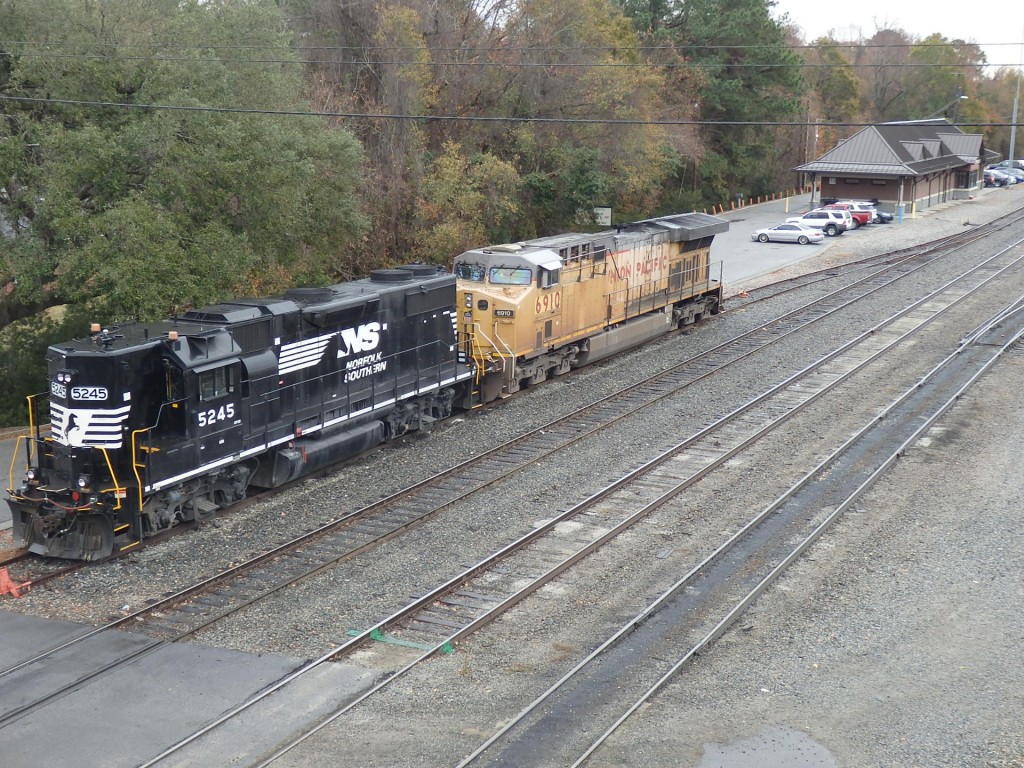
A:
[[0, 567, 31, 598]]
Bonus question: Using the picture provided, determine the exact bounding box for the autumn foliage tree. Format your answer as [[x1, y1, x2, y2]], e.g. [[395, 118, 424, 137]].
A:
[[1, 0, 1020, 424]]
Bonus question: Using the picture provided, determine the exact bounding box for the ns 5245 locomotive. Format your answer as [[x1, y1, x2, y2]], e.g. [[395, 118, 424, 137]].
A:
[[7, 265, 472, 559], [6, 212, 727, 560]]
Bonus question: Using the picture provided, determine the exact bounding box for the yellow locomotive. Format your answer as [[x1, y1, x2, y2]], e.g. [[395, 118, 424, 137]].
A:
[[454, 212, 728, 403]]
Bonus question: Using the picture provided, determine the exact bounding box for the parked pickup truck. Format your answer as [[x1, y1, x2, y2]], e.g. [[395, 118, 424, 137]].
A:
[[821, 202, 871, 228], [843, 201, 892, 224]]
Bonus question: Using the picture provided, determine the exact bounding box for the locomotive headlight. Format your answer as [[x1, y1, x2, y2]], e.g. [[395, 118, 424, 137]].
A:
[[77, 475, 91, 491], [57, 373, 66, 383], [464, 293, 473, 308], [26, 468, 40, 486]]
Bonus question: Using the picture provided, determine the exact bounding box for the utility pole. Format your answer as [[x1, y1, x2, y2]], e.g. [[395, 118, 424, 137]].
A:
[[1010, 35, 1022, 164], [1010, 74, 1020, 164], [952, 86, 967, 125]]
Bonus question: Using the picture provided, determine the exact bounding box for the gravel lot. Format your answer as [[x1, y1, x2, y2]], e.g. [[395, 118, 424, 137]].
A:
[[6, 188, 1024, 767]]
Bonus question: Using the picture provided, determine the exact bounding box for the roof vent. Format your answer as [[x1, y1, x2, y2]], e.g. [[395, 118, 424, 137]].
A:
[[370, 269, 414, 282], [395, 263, 439, 277], [284, 287, 334, 304]]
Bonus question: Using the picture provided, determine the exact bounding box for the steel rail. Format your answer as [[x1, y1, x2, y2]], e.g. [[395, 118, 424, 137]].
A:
[[3, 210, 999, 676], [153, 234, 1024, 768]]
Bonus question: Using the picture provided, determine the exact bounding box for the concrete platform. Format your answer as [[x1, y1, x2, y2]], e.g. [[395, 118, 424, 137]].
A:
[[0, 610, 375, 767]]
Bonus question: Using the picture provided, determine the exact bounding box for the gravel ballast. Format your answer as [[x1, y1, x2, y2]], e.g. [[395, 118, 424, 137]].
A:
[[5, 188, 1024, 767]]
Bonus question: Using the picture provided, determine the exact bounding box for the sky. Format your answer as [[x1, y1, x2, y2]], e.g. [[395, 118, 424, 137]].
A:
[[770, 0, 1024, 71]]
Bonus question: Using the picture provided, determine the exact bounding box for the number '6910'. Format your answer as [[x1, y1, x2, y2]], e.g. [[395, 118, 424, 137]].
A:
[[197, 403, 236, 427]]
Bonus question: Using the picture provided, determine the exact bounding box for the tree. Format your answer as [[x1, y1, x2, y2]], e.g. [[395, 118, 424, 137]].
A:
[[493, 0, 678, 228], [804, 38, 861, 124], [851, 27, 914, 122], [411, 140, 522, 263], [900, 35, 987, 123], [0, 0, 368, 328], [664, 0, 806, 200], [978, 69, 1024, 159]]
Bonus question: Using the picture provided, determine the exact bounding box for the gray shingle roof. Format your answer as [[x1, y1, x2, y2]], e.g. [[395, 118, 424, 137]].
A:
[[794, 119, 983, 177]]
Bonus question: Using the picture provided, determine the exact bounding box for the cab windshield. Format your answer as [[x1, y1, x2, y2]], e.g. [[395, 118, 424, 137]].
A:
[[454, 261, 486, 282], [489, 267, 533, 285]]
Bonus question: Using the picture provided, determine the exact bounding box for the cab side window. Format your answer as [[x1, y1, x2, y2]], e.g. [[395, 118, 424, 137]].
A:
[[540, 268, 560, 288], [199, 367, 234, 401]]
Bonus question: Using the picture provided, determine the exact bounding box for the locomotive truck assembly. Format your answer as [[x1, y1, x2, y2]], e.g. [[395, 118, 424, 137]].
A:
[[5, 212, 727, 560]]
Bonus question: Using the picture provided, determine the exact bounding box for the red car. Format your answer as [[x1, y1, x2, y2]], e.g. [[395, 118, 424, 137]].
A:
[[822, 202, 871, 228]]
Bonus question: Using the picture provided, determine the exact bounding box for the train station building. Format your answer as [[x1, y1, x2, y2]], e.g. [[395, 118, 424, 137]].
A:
[[795, 118, 995, 219]]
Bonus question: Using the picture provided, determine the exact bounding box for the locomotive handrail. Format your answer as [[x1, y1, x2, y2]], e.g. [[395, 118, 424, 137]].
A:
[[129, 398, 185, 509], [26, 392, 39, 439], [6, 435, 30, 494], [464, 321, 514, 392], [6, 393, 48, 494], [95, 447, 126, 511]]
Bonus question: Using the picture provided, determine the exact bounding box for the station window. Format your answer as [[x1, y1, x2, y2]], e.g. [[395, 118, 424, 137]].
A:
[[198, 366, 234, 401], [489, 267, 534, 285]]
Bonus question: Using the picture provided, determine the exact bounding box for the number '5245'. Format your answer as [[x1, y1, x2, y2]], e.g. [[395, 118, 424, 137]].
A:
[[197, 403, 236, 427]]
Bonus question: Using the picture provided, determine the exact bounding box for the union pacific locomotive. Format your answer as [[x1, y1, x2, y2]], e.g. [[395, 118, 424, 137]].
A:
[[455, 212, 728, 400], [6, 212, 727, 560]]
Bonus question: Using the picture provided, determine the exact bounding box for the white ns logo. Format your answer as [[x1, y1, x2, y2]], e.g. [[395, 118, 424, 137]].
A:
[[338, 322, 382, 358]]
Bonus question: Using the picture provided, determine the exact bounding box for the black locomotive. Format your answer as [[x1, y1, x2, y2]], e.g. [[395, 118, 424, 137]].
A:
[[7, 265, 472, 559]]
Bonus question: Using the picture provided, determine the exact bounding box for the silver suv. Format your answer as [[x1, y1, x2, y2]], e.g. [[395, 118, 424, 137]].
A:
[[785, 209, 848, 236]]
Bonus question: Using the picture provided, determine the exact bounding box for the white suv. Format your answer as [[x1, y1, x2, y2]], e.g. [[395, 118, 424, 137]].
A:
[[785, 209, 848, 236]]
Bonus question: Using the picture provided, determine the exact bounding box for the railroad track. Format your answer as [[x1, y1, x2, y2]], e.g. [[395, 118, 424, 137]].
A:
[[456, 298, 1024, 768], [2, 217, 1022, 734], [120, 232, 1024, 765], [0, 220, 989, 610]]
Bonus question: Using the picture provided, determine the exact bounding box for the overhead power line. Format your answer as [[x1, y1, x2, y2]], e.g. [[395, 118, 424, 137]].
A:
[[1, 94, 1017, 129], [0, 51, 1011, 68], [3, 40, 1018, 53]]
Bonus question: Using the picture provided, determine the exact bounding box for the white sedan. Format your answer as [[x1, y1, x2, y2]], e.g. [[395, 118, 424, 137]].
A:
[[751, 222, 825, 245]]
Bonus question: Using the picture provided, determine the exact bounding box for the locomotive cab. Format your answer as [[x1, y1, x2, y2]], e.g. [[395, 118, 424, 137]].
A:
[[8, 321, 253, 559], [9, 328, 167, 559]]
